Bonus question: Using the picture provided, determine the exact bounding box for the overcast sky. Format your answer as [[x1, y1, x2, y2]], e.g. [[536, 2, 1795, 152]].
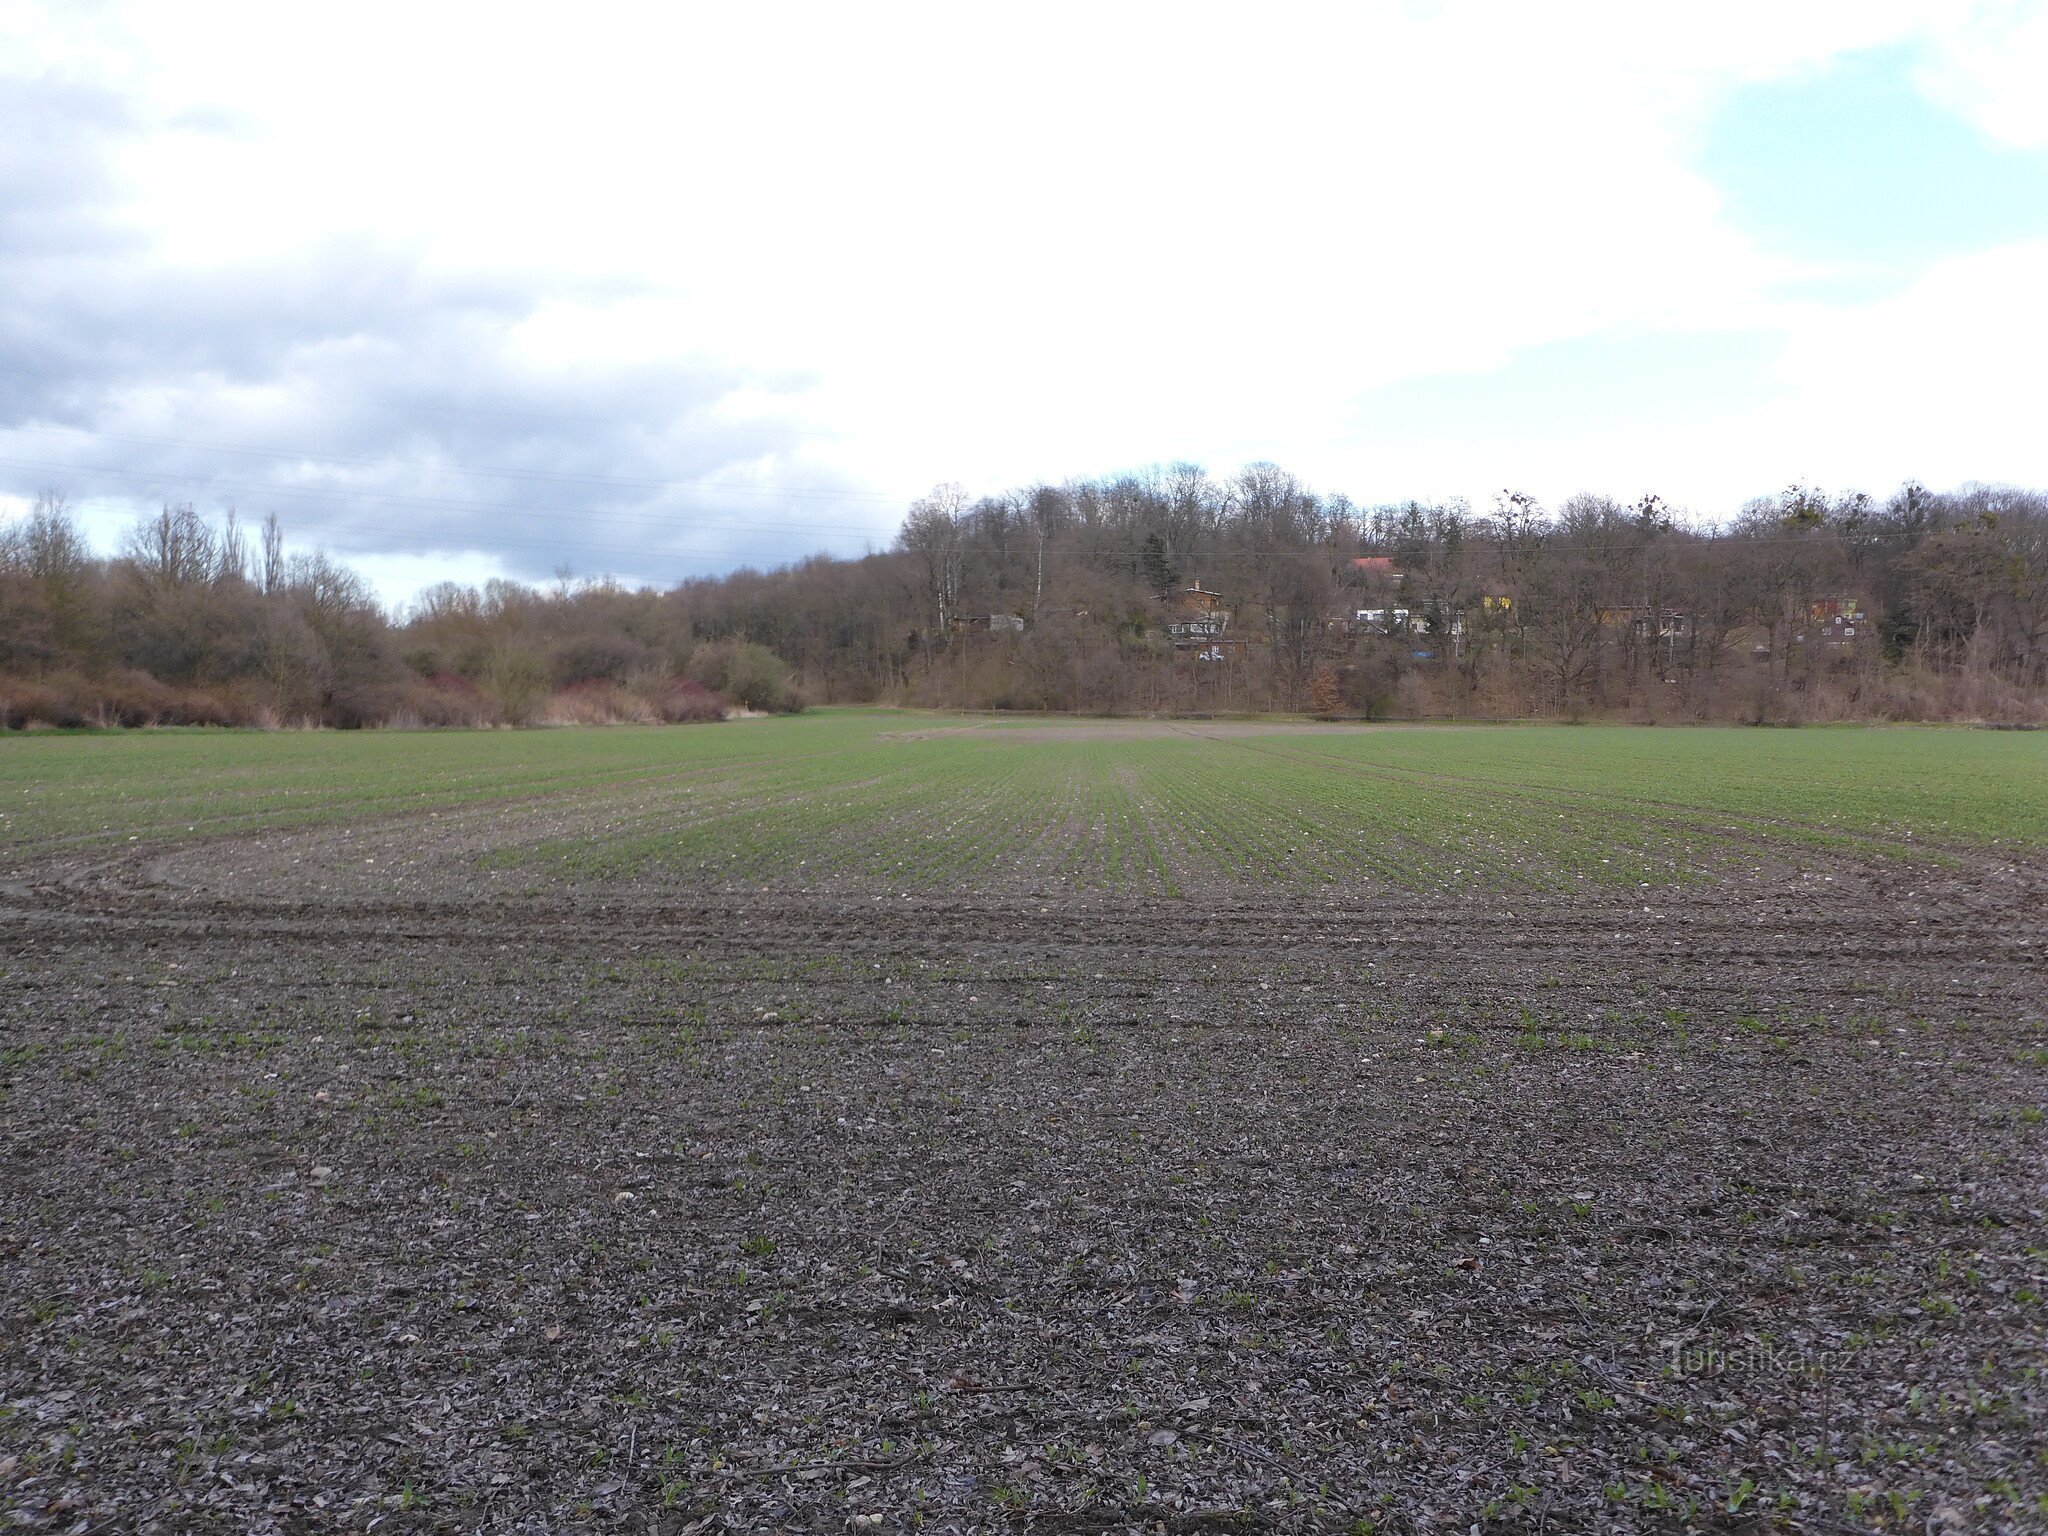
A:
[[4, 1, 2045, 608]]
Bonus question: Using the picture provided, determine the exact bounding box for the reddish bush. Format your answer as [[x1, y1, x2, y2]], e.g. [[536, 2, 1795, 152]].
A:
[[0, 671, 273, 729], [657, 677, 728, 723], [101, 669, 200, 726], [388, 674, 494, 728], [0, 675, 84, 729], [537, 678, 728, 726]]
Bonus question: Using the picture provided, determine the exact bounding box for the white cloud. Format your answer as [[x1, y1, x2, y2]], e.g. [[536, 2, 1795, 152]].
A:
[[1917, 0, 2048, 150], [2, 0, 2043, 595], [1762, 238, 2048, 489], [348, 548, 521, 618]]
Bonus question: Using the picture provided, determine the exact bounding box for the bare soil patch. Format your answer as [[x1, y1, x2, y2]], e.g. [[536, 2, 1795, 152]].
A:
[[879, 719, 1440, 743], [2, 808, 2044, 1534]]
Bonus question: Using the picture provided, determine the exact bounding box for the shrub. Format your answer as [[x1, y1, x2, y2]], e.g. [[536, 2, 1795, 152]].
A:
[[479, 645, 552, 725], [323, 679, 408, 730], [0, 670, 276, 729], [542, 680, 659, 726], [549, 633, 655, 687], [0, 674, 83, 729], [687, 641, 803, 713], [1306, 665, 1344, 718], [384, 674, 493, 728], [97, 669, 184, 726], [653, 676, 728, 723]]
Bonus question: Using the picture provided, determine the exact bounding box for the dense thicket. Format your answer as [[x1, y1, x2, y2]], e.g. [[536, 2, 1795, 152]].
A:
[[3, 467, 2045, 727]]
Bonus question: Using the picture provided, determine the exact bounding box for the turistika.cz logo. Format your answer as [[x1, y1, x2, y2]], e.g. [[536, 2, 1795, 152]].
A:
[[1664, 1340, 1844, 1378]]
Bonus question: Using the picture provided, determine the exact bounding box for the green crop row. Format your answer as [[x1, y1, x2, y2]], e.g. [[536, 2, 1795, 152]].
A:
[[3, 711, 2040, 895]]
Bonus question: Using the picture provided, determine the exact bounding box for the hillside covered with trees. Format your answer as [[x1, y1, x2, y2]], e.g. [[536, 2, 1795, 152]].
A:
[[3, 466, 2045, 728]]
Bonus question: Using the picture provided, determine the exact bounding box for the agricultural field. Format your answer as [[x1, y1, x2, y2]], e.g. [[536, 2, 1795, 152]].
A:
[[1, 711, 2044, 1533]]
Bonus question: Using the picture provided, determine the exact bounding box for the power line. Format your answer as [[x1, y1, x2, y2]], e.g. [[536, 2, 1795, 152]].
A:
[[3, 443, 1970, 587], [4, 453, 1949, 562], [0, 363, 855, 445], [10, 419, 1961, 547], [3, 421, 919, 504], [0, 455, 902, 541]]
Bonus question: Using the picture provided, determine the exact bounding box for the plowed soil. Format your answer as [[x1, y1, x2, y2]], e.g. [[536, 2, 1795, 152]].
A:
[[3, 757, 2046, 1534]]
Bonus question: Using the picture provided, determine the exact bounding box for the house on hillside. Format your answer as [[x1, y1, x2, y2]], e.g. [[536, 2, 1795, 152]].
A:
[[1165, 582, 1243, 661], [1167, 581, 1228, 636], [1355, 604, 1465, 658], [950, 612, 1028, 635], [1456, 587, 1516, 638], [1806, 614, 1866, 651], [1797, 597, 1869, 654], [1597, 606, 1691, 641]]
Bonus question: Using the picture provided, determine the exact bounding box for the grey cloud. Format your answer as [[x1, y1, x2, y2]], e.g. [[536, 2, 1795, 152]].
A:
[[0, 74, 139, 259], [0, 70, 896, 593]]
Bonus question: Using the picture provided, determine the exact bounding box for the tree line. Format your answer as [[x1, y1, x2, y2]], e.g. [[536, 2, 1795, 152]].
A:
[[3, 466, 2044, 728], [0, 497, 798, 727]]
